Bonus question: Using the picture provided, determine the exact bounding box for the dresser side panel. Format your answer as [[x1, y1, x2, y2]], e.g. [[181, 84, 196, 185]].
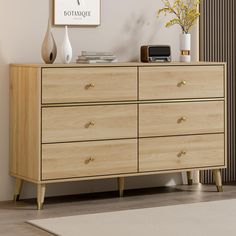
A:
[[224, 64, 228, 168], [10, 66, 41, 182]]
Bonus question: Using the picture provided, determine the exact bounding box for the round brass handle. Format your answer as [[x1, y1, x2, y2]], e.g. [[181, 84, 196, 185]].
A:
[[85, 157, 95, 165], [85, 121, 95, 128], [177, 116, 187, 124], [177, 80, 187, 87], [85, 83, 95, 89], [177, 151, 187, 158]]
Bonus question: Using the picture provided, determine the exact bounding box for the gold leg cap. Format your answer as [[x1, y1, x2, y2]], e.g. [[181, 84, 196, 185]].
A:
[[13, 194, 20, 202], [217, 186, 223, 192], [37, 203, 44, 210], [119, 191, 124, 198]]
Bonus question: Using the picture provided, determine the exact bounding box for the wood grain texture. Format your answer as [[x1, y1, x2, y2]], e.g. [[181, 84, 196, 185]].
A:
[[14, 178, 23, 201], [213, 169, 223, 192], [11, 62, 226, 68], [40, 166, 226, 184], [9, 63, 227, 199], [10, 66, 41, 182], [139, 134, 225, 172], [42, 104, 137, 143], [42, 139, 137, 180], [213, 169, 222, 186], [224, 65, 228, 169], [187, 171, 193, 185], [42, 67, 137, 104], [139, 66, 224, 100], [139, 101, 224, 137], [117, 177, 125, 197], [37, 184, 46, 210]]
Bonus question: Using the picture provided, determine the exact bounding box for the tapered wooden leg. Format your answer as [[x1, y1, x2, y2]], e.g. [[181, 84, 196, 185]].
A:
[[37, 184, 46, 210], [187, 171, 193, 185], [117, 177, 125, 197], [14, 178, 23, 201], [213, 169, 223, 192]]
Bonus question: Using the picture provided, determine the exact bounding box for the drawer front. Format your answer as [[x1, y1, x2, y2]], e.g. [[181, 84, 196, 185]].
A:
[[139, 134, 225, 172], [42, 139, 137, 180], [139, 101, 224, 137], [42, 67, 137, 104], [139, 66, 224, 100], [42, 104, 137, 143]]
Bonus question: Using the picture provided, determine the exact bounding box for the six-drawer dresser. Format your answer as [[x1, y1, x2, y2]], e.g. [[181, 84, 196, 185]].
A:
[[10, 62, 227, 210]]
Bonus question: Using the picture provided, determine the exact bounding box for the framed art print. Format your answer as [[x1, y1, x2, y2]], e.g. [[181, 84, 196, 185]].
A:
[[54, 0, 101, 26]]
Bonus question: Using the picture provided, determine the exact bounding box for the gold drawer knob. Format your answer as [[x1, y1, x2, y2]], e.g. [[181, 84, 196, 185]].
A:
[[85, 83, 95, 89], [85, 157, 95, 164], [177, 80, 187, 87], [177, 151, 187, 158], [177, 116, 187, 124], [85, 121, 95, 128]]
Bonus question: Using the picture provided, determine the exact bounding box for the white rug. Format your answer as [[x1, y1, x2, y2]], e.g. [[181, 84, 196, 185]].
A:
[[28, 199, 236, 236]]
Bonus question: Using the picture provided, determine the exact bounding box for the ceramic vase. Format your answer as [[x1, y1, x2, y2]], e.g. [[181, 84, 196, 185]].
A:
[[180, 33, 191, 62], [61, 26, 73, 64], [41, 18, 57, 64], [77, 0, 85, 6]]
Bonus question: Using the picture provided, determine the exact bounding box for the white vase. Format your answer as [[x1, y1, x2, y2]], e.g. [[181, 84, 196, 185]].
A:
[[77, 0, 85, 6], [61, 26, 73, 64], [41, 18, 57, 64], [180, 33, 191, 62]]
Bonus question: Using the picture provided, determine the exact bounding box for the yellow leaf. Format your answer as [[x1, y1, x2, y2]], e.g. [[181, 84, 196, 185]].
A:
[[157, 0, 200, 33]]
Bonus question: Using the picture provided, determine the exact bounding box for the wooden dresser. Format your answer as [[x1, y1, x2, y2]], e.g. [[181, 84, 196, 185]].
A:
[[10, 62, 227, 210]]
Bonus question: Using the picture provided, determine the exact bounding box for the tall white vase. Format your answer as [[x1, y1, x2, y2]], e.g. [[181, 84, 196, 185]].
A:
[[41, 18, 57, 64], [61, 26, 73, 64], [180, 33, 191, 62], [77, 0, 85, 6]]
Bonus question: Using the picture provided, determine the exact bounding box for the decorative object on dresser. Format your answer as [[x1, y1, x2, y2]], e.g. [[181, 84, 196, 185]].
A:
[[41, 18, 57, 64], [77, 51, 118, 64], [140, 45, 171, 62], [61, 26, 73, 64], [10, 62, 227, 210], [157, 0, 200, 62], [180, 33, 191, 62]]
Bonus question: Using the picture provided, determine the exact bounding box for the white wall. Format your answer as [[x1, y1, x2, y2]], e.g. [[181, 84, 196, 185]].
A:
[[0, 0, 198, 201]]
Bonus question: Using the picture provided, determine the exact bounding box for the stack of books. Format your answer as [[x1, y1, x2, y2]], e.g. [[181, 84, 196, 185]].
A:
[[76, 51, 118, 64]]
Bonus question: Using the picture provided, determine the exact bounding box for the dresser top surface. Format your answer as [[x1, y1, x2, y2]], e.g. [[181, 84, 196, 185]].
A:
[[10, 61, 226, 68]]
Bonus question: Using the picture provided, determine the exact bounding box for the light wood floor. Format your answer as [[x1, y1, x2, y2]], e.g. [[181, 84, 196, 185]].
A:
[[1, 184, 236, 236]]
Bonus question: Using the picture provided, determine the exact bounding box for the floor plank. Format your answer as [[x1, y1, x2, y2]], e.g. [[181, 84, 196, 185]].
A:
[[1, 184, 236, 236]]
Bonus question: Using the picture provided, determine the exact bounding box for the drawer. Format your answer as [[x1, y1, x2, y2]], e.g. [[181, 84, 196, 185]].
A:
[[139, 101, 224, 137], [139, 66, 224, 100], [139, 134, 225, 172], [42, 67, 137, 104], [42, 104, 137, 143], [42, 139, 137, 180]]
